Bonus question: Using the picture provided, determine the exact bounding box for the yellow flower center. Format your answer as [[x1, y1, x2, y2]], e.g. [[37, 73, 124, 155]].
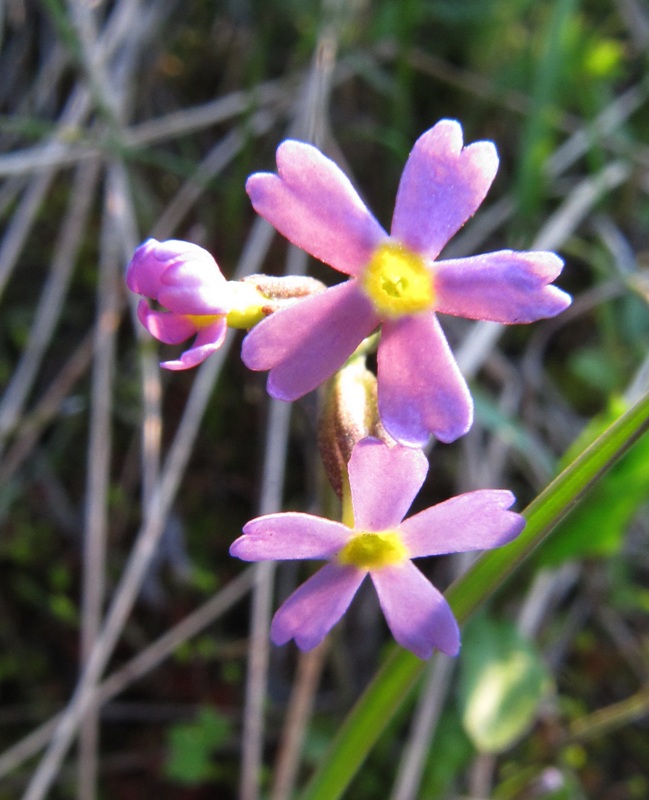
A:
[[184, 283, 268, 331], [185, 313, 223, 329], [225, 281, 267, 329], [338, 530, 408, 570], [361, 241, 435, 317]]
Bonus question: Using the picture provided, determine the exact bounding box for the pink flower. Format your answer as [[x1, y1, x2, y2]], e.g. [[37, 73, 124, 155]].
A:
[[126, 238, 232, 370], [242, 120, 571, 445], [230, 438, 525, 659]]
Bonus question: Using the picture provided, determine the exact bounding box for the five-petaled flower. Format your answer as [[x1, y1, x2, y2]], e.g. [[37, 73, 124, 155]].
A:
[[126, 238, 264, 370], [230, 438, 525, 659], [242, 119, 572, 446]]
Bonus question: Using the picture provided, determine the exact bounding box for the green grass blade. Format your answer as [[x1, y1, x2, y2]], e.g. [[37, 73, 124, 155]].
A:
[[299, 389, 649, 800]]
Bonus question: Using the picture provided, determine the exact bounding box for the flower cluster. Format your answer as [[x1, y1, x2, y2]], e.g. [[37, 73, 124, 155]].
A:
[[125, 119, 571, 659]]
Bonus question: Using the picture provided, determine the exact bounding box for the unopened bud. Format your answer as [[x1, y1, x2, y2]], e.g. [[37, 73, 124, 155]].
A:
[[318, 352, 394, 499]]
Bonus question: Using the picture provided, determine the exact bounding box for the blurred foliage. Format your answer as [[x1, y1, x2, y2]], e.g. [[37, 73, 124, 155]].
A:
[[459, 614, 553, 754], [164, 706, 232, 785]]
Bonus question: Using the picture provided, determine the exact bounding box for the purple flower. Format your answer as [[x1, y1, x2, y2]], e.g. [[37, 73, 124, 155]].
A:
[[230, 438, 525, 659], [126, 238, 233, 370], [242, 120, 572, 445]]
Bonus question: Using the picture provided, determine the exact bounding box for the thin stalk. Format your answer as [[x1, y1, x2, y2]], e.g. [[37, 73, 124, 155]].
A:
[[564, 684, 649, 744], [78, 169, 121, 800]]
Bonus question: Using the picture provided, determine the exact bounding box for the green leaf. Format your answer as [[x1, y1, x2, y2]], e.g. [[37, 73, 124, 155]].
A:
[[420, 710, 474, 797], [164, 707, 231, 785], [537, 398, 649, 565], [459, 615, 551, 753]]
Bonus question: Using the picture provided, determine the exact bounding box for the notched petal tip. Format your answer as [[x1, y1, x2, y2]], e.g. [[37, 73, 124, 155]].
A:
[[246, 139, 385, 276], [269, 564, 365, 651], [540, 285, 572, 317], [434, 250, 572, 325], [392, 120, 499, 261], [372, 564, 461, 658], [245, 171, 280, 207], [228, 536, 250, 560], [348, 437, 429, 531]]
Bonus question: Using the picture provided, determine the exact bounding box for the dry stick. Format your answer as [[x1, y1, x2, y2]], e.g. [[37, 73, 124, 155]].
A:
[[0, 333, 95, 484], [65, 3, 155, 792], [546, 80, 649, 178], [0, 0, 149, 300], [104, 156, 159, 503], [65, 0, 118, 121], [79, 169, 122, 800], [152, 108, 279, 238], [125, 80, 291, 147], [0, 160, 100, 461], [240, 10, 344, 798], [0, 566, 255, 780], [0, 172, 57, 302], [567, 683, 649, 744], [240, 402, 293, 800], [23, 349, 230, 800], [109, 143, 170, 510], [270, 641, 330, 800], [0, 87, 288, 178], [616, 0, 649, 50], [21, 216, 276, 800]]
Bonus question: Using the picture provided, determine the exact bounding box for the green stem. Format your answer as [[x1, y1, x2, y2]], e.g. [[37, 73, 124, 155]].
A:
[[564, 684, 649, 744], [299, 389, 649, 800]]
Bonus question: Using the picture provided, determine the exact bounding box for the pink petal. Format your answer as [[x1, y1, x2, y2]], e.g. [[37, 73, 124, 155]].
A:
[[241, 280, 379, 401], [230, 513, 351, 561], [137, 301, 197, 344], [271, 563, 365, 650], [246, 140, 386, 277], [434, 251, 572, 323], [126, 239, 221, 302], [391, 120, 498, 261], [161, 318, 227, 370], [159, 258, 230, 316], [399, 490, 525, 558], [371, 562, 460, 658], [151, 239, 212, 261], [377, 314, 472, 446], [126, 239, 165, 297], [348, 438, 428, 531]]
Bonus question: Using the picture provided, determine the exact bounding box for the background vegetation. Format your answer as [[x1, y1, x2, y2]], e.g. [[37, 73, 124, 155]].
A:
[[1, 0, 649, 797]]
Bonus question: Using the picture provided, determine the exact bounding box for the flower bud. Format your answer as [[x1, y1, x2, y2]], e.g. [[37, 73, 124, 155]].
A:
[[318, 351, 393, 499], [126, 238, 231, 370]]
